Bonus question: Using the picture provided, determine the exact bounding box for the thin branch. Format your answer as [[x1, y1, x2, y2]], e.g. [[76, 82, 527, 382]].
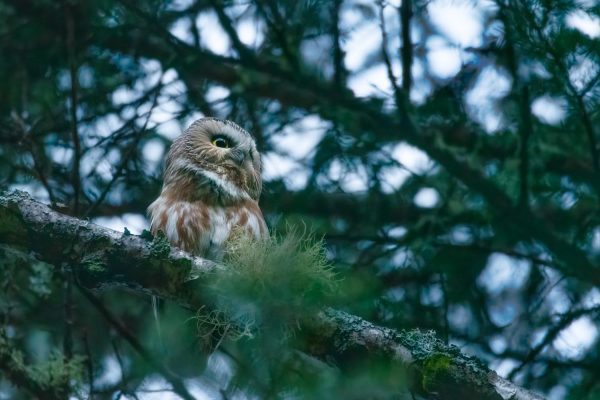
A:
[[82, 330, 94, 399], [377, 0, 403, 108], [189, 14, 200, 48], [573, 93, 598, 171], [63, 266, 74, 360], [331, 0, 346, 89], [497, 5, 533, 207], [579, 71, 600, 97], [66, 2, 82, 215], [434, 242, 558, 269], [517, 84, 533, 207], [254, 0, 298, 69], [519, 4, 599, 172], [440, 272, 450, 345], [83, 78, 163, 218], [10, 111, 57, 206], [209, 0, 253, 60], [507, 305, 600, 380], [454, 331, 597, 372], [399, 0, 413, 96]]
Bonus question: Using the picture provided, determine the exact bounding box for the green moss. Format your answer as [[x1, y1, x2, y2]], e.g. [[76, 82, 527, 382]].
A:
[[149, 231, 171, 258], [171, 257, 192, 270], [396, 329, 485, 394], [169, 258, 194, 284], [421, 353, 452, 392], [140, 229, 154, 241], [80, 253, 107, 275]]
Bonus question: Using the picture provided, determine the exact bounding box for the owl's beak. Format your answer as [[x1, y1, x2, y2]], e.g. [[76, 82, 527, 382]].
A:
[[230, 148, 248, 165]]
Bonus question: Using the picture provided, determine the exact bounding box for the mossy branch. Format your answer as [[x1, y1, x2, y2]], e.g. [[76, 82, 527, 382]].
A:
[[0, 190, 544, 400]]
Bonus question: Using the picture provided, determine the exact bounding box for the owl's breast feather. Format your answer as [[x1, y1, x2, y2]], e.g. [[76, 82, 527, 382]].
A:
[[148, 197, 267, 260]]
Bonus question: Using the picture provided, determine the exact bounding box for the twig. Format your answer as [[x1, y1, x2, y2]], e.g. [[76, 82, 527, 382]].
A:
[[579, 71, 600, 97], [10, 112, 57, 205], [254, 0, 298, 69], [209, 0, 253, 60], [399, 0, 413, 96], [497, 6, 533, 206], [331, 0, 346, 88], [517, 84, 533, 207], [82, 330, 95, 399], [439, 272, 449, 344], [189, 14, 201, 48], [66, 1, 82, 215], [63, 265, 74, 361], [435, 242, 558, 268], [521, 4, 599, 171], [83, 78, 163, 218], [507, 305, 600, 380], [377, 1, 403, 108]]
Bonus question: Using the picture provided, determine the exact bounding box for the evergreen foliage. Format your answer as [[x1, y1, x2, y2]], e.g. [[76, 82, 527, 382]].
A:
[[0, 0, 598, 398]]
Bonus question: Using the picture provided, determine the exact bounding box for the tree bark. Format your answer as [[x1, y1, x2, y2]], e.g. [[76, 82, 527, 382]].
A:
[[0, 190, 545, 400]]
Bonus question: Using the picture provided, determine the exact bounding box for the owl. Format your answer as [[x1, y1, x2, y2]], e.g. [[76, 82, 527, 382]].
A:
[[148, 118, 267, 260]]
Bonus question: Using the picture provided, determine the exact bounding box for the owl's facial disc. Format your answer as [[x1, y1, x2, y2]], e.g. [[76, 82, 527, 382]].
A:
[[164, 118, 262, 202]]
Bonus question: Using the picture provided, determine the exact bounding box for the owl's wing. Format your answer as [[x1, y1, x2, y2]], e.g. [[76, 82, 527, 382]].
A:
[[148, 197, 211, 256]]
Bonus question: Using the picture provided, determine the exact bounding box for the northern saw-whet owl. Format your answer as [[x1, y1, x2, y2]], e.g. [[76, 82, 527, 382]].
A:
[[148, 118, 267, 260]]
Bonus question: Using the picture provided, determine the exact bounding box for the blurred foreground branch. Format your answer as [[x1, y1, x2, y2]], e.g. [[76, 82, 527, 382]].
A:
[[0, 190, 544, 400]]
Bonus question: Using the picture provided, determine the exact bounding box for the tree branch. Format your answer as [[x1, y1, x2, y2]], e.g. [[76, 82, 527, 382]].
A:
[[331, 0, 346, 89], [399, 0, 413, 96], [65, 1, 81, 215], [377, 0, 403, 108], [0, 190, 545, 400]]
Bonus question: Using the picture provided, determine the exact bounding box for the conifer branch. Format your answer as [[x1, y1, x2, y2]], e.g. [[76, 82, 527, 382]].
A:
[[0, 190, 545, 400]]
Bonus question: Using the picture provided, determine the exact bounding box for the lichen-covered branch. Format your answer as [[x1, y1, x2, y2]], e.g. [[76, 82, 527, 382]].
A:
[[0, 190, 216, 306], [312, 310, 544, 400], [0, 191, 544, 400]]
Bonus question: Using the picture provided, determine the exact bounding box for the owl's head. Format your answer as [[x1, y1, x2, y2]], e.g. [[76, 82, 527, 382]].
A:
[[163, 118, 262, 202]]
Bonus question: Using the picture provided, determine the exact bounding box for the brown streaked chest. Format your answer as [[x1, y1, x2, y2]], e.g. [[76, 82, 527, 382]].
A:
[[148, 197, 267, 258]]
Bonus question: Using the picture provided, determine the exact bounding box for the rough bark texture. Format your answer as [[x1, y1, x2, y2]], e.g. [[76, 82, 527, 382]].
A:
[[0, 190, 545, 400]]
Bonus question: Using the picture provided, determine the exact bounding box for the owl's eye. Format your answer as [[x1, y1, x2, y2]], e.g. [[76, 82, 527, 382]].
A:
[[211, 136, 230, 148]]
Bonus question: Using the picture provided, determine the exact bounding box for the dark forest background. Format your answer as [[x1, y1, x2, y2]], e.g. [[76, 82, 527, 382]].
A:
[[0, 0, 599, 399]]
